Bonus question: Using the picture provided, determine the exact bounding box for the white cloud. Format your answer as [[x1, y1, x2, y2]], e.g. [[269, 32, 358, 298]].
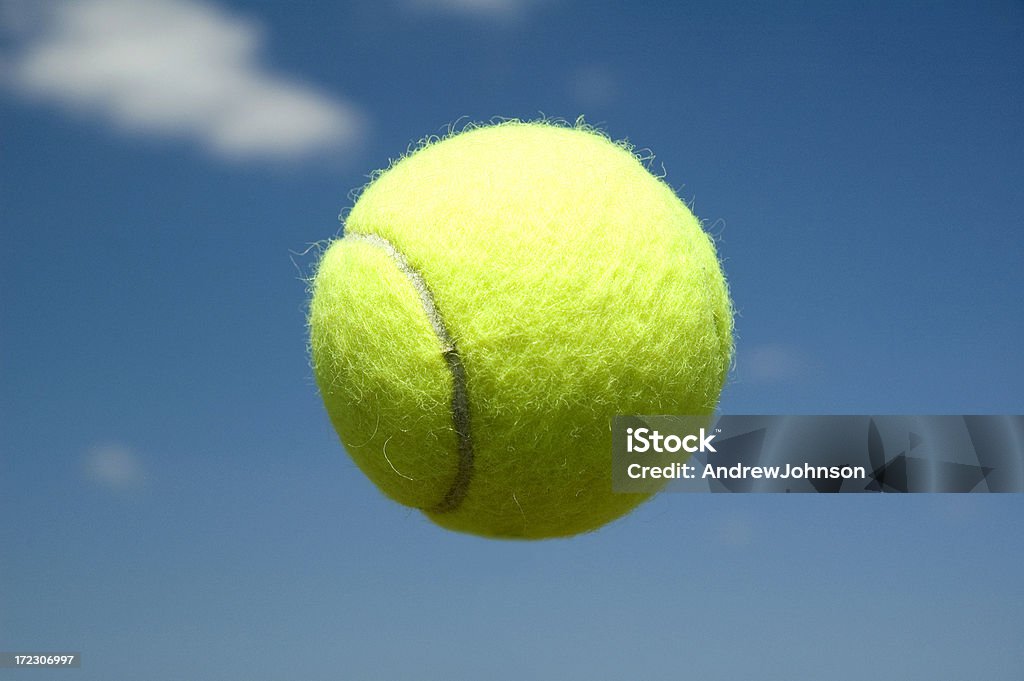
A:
[[572, 66, 616, 107], [84, 443, 146, 490], [403, 0, 541, 21], [743, 343, 809, 383], [4, 0, 366, 160]]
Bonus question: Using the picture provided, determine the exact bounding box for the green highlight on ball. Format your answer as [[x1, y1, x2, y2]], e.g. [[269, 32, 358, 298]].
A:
[[309, 119, 733, 539]]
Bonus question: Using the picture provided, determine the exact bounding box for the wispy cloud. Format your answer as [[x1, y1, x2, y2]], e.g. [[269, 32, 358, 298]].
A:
[[743, 343, 809, 384], [402, 0, 542, 21], [84, 443, 146, 491], [572, 66, 616, 108], [3, 0, 366, 160]]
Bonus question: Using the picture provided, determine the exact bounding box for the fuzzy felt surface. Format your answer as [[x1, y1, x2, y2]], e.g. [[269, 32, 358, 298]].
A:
[[309, 120, 733, 539]]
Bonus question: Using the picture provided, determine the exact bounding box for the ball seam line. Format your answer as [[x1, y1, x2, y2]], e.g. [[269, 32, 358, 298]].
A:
[[345, 231, 474, 514]]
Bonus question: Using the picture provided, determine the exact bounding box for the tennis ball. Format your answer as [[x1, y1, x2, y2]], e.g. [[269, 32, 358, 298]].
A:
[[309, 120, 732, 539]]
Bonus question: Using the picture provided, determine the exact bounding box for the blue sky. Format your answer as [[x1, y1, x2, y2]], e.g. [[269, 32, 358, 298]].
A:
[[1, 1, 1022, 679]]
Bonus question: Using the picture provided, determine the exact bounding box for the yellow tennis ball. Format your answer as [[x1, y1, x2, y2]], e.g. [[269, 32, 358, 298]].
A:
[[309, 120, 733, 539]]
